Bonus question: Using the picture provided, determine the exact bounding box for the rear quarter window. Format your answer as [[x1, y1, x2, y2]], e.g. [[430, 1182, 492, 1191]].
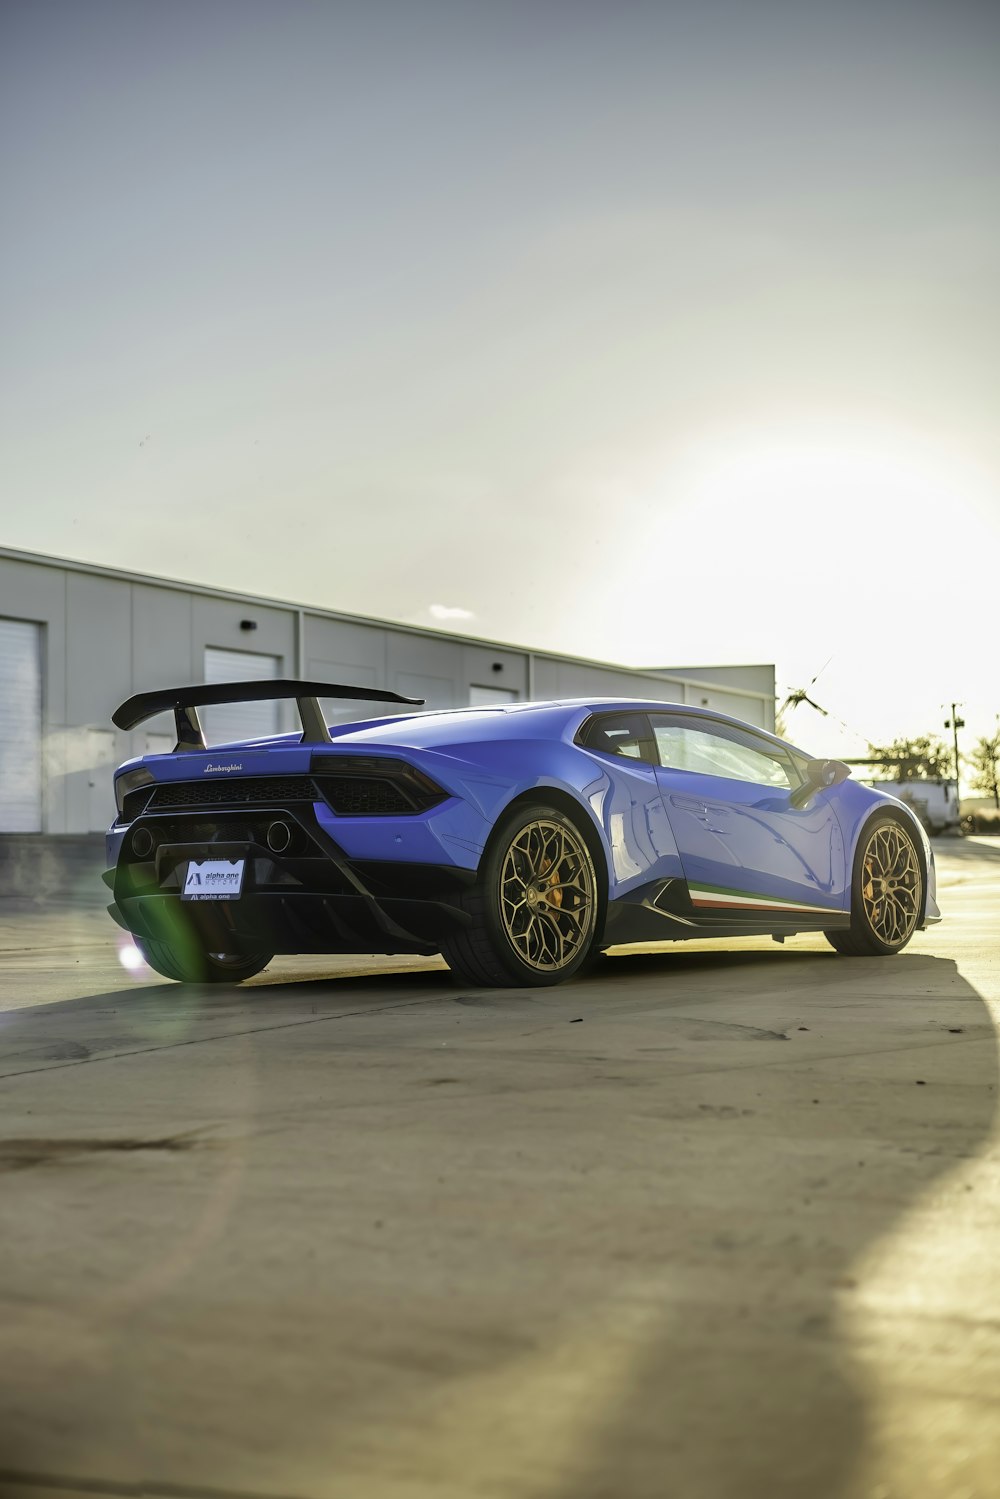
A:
[[578, 713, 654, 763]]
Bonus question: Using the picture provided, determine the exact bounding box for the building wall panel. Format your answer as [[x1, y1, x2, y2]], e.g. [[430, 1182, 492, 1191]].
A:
[[0, 556, 66, 627], [63, 575, 133, 834], [305, 615, 388, 722], [462, 644, 527, 701], [192, 596, 297, 732], [131, 584, 193, 686], [65, 574, 132, 725], [531, 657, 690, 707], [129, 584, 194, 749], [696, 690, 765, 727], [386, 632, 462, 709], [305, 617, 387, 681]]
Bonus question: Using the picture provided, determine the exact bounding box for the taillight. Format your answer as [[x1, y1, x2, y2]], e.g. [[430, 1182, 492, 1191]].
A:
[[114, 767, 155, 818]]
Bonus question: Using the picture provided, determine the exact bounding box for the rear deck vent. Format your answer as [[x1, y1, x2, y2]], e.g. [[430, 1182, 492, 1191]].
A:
[[319, 777, 413, 816], [149, 776, 318, 810]]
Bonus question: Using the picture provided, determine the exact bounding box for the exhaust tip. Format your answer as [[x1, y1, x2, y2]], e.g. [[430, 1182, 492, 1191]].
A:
[[131, 827, 154, 859], [266, 820, 293, 854]]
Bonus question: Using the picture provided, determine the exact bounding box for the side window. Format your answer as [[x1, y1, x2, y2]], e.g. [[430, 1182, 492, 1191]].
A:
[[651, 716, 797, 789], [579, 713, 654, 763]]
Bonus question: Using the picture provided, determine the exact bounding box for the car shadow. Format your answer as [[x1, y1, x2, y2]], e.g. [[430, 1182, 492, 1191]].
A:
[[0, 965, 455, 1078], [548, 952, 998, 1499], [934, 834, 1000, 862]]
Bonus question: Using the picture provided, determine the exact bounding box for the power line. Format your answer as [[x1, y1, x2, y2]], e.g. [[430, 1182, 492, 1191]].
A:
[[775, 684, 873, 744]]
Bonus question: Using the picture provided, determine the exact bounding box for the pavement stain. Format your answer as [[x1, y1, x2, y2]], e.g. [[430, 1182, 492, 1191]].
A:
[[0, 1133, 210, 1171]]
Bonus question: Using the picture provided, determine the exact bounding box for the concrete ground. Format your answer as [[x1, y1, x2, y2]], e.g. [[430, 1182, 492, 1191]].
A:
[[1, 840, 998, 1499]]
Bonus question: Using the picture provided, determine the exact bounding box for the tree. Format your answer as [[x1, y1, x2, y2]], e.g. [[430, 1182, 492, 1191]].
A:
[[865, 735, 954, 781], [969, 732, 1000, 809]]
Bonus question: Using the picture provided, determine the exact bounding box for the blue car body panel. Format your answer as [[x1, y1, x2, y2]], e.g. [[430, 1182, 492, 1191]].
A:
[[654, 769, 848, 914], [106, 695, 940, 960]]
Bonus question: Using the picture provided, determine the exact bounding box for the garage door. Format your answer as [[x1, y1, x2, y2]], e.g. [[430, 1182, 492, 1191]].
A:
[[203, 647, 282, 745], [469, 685, 519, 706], [0, 618, 42, 832]]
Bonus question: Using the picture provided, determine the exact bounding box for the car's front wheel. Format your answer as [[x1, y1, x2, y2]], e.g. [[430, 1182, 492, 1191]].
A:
[[134, 938, 272, 984], [825, 814, 924, 956], [442, 803, 600, 987]]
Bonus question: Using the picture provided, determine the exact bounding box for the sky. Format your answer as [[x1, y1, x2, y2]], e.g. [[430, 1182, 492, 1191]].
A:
[[2, 0, 998, 770]]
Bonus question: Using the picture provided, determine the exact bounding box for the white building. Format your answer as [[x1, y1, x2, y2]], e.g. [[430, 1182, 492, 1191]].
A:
[[0, 546, 775, 835]]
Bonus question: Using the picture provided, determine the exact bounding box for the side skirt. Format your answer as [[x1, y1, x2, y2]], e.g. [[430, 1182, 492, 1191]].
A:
[[603, 880, 850, 947]]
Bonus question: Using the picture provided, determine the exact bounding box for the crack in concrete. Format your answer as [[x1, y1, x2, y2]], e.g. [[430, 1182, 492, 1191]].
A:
[[0, 994, 449, 1081]]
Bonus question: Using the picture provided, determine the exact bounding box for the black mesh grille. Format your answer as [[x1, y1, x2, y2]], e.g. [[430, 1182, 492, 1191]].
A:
[[149, 777, 318, 810], [318, 777, 412, 816], [121, 788, 156, 822]]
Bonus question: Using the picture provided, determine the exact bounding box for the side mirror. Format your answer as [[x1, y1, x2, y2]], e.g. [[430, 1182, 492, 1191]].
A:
[[790, 758, 851, 808]]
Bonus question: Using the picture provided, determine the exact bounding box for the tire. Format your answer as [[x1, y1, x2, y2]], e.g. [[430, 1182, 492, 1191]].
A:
[[441, 803, 600, 987], [134, 937, 272, 984], [824, 814, 924, 957]]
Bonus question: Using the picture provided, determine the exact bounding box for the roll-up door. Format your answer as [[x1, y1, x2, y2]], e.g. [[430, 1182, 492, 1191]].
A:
[[469, 685, 519, 706], [203, 648, 282, 745], [0, 618, 43, 832]]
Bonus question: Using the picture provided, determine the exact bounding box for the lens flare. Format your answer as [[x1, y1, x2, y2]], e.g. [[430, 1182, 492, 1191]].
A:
[[117, 938, 147, 972]]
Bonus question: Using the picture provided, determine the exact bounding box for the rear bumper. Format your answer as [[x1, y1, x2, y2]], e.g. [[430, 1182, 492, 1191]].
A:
[[107, 793, 481, 956], [109, 883, 471, 956]]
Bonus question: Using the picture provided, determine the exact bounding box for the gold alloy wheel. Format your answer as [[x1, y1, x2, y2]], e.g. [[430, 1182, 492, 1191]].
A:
[[499, 818, 596, 972], [860, 821, 921, 947]]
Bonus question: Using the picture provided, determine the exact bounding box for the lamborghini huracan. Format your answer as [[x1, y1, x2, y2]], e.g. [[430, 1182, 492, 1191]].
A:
[[106, 680, 940, 985]]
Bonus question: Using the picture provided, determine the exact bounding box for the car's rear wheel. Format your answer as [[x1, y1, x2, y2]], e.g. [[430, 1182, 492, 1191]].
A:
[[442, 803, 600, 987], [134, 937, 272, 984], [824, 814, 923, 956]]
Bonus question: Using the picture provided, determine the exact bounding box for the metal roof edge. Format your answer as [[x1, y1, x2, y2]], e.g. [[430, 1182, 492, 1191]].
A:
[[0, 545, 774, 696]]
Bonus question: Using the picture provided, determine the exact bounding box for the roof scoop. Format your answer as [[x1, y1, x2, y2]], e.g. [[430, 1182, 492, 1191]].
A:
[[111, 679, 424, 752]]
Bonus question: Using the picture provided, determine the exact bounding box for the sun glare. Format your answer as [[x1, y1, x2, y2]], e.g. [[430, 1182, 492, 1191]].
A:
[[596, 420, 1000, 742], [669, 424, 979, 547], [117, 938, 147, 973]]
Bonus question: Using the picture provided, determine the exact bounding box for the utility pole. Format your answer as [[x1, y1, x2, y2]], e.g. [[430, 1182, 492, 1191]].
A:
[[944, 702, 965, 797]]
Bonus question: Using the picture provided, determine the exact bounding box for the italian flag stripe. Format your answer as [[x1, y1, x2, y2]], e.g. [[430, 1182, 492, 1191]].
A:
[[689, 883, 835, 915]]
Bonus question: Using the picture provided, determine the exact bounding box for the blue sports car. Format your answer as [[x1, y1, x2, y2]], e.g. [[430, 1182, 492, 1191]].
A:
[[106, 681, 940, 986]]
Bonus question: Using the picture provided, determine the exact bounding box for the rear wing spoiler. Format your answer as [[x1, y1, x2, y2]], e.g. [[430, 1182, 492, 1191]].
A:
[[111, 679, 424, 751]]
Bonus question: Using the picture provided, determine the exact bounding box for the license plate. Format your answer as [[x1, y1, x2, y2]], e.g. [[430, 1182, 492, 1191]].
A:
[[181, 858, 245, 901]]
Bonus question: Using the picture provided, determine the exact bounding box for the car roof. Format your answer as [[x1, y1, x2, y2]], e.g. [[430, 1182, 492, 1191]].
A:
[[297, 697, 810, 757]]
